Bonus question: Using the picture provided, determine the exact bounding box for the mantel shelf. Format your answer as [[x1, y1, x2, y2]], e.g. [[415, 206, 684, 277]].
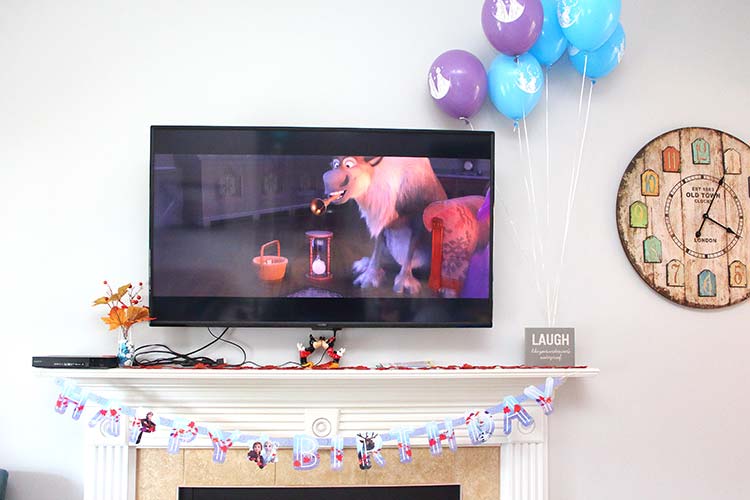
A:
[[37, 366, 598, 415], [38, 366, 598, 382]]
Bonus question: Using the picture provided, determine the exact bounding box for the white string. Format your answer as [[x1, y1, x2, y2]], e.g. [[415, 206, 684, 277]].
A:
[[513, 118, 545, 315], [577, 55, 588, 120], [550, 56, 589, 326], [552, 78, 594, 325], [544, 67, 551, 326], [517, 121, 523, 158], [459, 117, 475, 131], [545, 66, 551, 230], [498, 200, 531, 269], [522, 112, 547, 323]]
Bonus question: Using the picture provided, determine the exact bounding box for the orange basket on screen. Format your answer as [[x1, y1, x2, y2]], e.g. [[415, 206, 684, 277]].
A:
[[252, 240, 288, 281]]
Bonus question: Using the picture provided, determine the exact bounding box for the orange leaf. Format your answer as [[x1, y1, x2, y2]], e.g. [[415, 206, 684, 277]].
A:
[[126, 306, 153, 324], [101, 307, 127, 331], [92, 296, 110, 306]]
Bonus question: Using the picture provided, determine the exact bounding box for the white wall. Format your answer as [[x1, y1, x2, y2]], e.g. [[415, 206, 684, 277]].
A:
[[1, 1, 749, 499]]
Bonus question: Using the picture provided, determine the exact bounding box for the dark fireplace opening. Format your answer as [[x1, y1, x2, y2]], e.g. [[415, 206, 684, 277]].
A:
[[178, 485, 461, 500]]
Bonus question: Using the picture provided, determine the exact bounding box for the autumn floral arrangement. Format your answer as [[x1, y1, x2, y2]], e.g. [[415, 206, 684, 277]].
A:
[[93, 281, 154, 366]]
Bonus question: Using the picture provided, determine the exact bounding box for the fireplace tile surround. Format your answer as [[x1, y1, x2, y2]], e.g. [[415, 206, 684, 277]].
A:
[[39, 367, 597, 500], [138, 447, 499, 500]]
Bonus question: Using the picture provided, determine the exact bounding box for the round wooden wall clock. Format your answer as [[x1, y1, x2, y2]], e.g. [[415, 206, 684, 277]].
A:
[[616, 127, 750, 308]]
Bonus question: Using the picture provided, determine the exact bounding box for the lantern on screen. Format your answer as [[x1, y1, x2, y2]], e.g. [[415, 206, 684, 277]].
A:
[[306, 230, 333, 280]]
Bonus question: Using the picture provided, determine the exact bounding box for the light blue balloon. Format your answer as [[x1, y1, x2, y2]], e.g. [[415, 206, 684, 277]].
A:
[[558, 0, 621, 51], [569, 23, 625, 79], [530, 0, 568, 67], [488, 52, 544, 122]]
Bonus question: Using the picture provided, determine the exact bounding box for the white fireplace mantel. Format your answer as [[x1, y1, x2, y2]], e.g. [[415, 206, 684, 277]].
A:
[[39, 367, 598, 500]]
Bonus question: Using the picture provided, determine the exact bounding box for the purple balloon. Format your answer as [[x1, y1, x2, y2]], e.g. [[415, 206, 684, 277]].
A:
[[428, 50, 487, 120], [482, 0, 544, 56]]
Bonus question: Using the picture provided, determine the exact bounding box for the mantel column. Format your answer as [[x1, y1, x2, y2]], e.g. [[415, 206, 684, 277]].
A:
[[499, 413, 548, 500], [83, 424, 136, 500]]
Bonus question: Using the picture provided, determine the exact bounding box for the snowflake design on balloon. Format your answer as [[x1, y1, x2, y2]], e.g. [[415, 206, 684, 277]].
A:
[[516, 64, 542, 94], [558, 0, 582, 29], [493, 0, 526, 23]]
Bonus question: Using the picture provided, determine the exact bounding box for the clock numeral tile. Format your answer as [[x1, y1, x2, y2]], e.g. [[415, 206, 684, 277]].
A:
[[666, 259, 685, 287], [629, 201, 648, 228], [662, 146, 680, 173], [641, 170, 659, 196], [729, 261, 748, 288], [698, 269, 717, 297], [692, 138, 711, 164], [643, 236, 662, 263], [724, 148, 742, 175]]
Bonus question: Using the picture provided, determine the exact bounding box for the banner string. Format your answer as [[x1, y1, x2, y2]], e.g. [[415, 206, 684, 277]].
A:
[[53, 376, 562, 450]]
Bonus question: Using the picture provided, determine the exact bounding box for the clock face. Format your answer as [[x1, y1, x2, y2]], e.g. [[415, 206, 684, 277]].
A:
[[665, 174, 744, 259], [616, 127, 750, 308]]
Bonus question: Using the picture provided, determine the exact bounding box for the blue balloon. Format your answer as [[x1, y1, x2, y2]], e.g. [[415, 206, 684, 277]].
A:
[[569, 23, 625, 79], [558, 0, 621, 51], [488, 52, 544, 121], [530, 0, 568, 67]]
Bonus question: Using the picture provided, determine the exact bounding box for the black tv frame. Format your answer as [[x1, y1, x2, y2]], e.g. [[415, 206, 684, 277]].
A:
[[149, 126, 494, 329], [178, 485, 461, 500]]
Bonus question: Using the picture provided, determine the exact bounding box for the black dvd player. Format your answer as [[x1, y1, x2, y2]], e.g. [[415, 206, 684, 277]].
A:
[[32, 355, 119, 369]]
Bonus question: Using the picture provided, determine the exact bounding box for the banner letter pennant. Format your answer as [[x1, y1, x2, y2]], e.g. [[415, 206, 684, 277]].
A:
[[293, 435, 320, 470], [466, 411, 495, 444], [523, 377, 555, 415], [167, 420, 198, 454], [393, 428, 413, 463], [89, 404, 122, 437], [502, 396, 534, 435], [427, 419, 458, 455], [54, 383, 88, 420], [209, 430, 239, 464], [330, 435, 344, 470]]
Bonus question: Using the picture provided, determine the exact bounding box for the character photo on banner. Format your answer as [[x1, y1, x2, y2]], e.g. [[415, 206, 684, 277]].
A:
[[134, 411, 156, 445], [247, 441, 265, 468], [356, 432, 385, 470], [262, 439, 279, 468]]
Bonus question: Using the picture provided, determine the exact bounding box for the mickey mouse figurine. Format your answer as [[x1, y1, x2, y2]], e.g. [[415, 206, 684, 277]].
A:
[[297, 335, 345, 368]]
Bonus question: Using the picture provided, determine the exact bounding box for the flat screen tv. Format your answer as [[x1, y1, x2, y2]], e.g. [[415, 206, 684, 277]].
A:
[[150, 126, 493, 328]]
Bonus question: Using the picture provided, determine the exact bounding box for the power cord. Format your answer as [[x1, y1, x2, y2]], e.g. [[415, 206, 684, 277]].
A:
[[132, 328, 304, 368]]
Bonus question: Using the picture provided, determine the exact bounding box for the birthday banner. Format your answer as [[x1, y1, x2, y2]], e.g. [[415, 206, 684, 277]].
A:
[[54, 376, 560, 471]]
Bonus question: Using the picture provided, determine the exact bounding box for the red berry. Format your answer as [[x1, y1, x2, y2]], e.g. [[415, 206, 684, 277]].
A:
[[128, 284, 133, 288], [103, 280, 108, 284], [138, 282, 143, 286], [137, 296, 141, 300]]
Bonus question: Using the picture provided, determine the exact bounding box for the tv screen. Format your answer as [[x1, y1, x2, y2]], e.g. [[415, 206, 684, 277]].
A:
[[178, 485, 461, 500], [150, 126, 493, 327]]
